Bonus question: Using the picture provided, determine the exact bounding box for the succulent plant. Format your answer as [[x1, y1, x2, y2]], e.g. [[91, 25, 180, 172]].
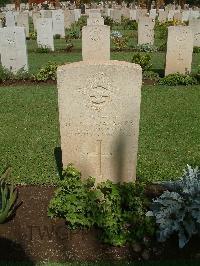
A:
[[0, 168, 17, 223]]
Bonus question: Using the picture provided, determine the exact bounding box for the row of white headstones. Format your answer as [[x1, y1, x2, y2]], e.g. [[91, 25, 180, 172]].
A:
[[1, 7, 200, 36], [0, 10, 199, 76]]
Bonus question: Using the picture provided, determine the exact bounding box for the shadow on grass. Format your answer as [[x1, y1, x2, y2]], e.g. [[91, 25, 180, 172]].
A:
[[152, 68, 165, 78], [0, 237, 35, 265], [54, 147, 63, 178]]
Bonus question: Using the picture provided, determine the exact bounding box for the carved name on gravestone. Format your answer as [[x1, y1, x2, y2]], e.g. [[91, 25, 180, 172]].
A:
[[165, 26, 193, 75], [138, 17, 155, 45], [36, 18, 54, 51], [16, 12, 29, 37], [189, 19, 200, 47], [52, 10, 65, 38], [57, 61, 142, 183], [0, 26, 28, 73], [82, 25, 110, 61]]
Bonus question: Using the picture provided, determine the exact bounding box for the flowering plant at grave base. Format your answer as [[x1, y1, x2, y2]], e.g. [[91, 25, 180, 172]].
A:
[[111, 31, 128, 51], [29, 31, 37, 40], [48, 164, 155, 246], [111, 30, 123, 39]]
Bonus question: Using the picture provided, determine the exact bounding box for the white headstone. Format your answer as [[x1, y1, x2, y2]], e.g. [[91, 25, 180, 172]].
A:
[[82, 25, 110, 61], [189, 19, 200, 47], [138, 17, 155, 45], [36, 18, 54, 51], [5, 11, 15, 27], [57, 60, 142, 183], [16, 12, 29, 37], [52, 10, 65, 38], [0, 26, 28, 73], [165, 26, 193, 75]]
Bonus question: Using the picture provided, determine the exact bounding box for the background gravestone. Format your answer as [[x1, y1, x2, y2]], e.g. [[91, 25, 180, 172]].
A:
[[82, 25, 110, 61], [36, 18, 54, 51], [0, 26, 28, 73], [165, 26, 193, 76], [52, 10, 65, 38], [16, 12, 29, 38], [138, 17, 155, 45], [189, 19, 200, 47]]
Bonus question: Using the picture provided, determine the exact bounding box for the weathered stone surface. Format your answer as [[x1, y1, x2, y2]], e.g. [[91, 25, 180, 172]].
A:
[[57, 60, 142, 183], [189, 19, 200, 47], [87, 15, 104, 26], [174, 11, 182, 21], [138, 17, 155, 45], [5, 11, 15, 27], [149, 9, 157, 19], [165, 26, 193, 75], [110, 9, 121, 23], [16, 12, 29, 37], [64, 9, 75, 29], [40, 10, 52, 18], [168, 10, 175, 21], [52, 10, 65, 38], [36, 18, 54, 51], [74, 9, 81, 21], [82, 25, 110, 61], [158, 10, 167, 23], [32, 11, 41, 31], [129, 10, 137, 20], [0, 26, 28, 73]]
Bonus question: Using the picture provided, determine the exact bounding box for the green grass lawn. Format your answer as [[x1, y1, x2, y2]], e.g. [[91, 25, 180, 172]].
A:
[[0, 28, 200, 184], [1, 84, 200, 184]]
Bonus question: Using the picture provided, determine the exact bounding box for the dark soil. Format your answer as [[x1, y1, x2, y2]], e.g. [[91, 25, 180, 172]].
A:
[[0, 185, 200, 263], [0, 80, 56, 87]]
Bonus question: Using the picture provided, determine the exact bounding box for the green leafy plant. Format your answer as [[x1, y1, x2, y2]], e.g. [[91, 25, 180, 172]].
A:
[[48, 164, 97, 229], [95, 180, 155, 246], [13, 69, 32, 81], [36, 47, 51, 53], [0, 168, 18, 223], [0, 66, 31, 82], [29, 31, 37, 40], [195, 65, 200, 83], [111, 31, 128, 51], [159, 73, 198, 86], [193, 46, 200, 53], [121, 17, 138, 30], [0, 66, 14, 82], [136, 44, 158, 53], [147, 165, 200, 248], [33, 61, 58, 81], [143, 71, 160, 82], [104, 16, 114, 28], [48, 164, 155, 246], [54, 34, 61, 39], [132, 53, 152, 71]]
